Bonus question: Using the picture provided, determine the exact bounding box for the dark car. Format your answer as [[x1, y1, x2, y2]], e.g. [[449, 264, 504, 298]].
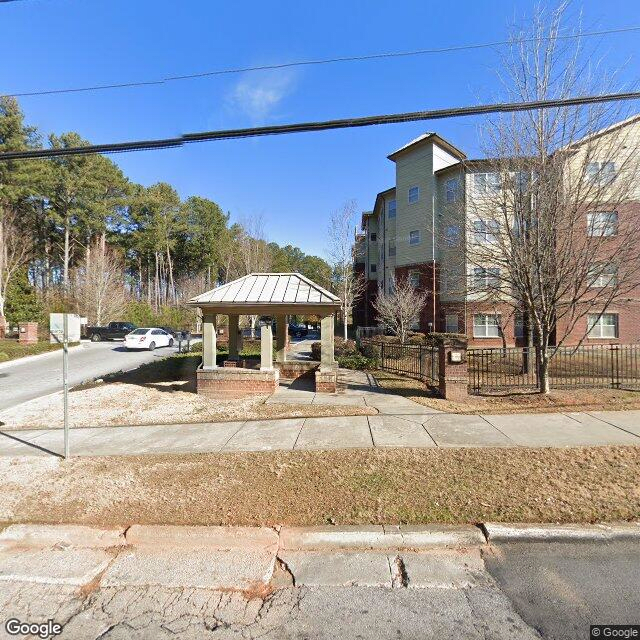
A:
[[288, 324, 309, 338], [85, 321, 137, 342], [159, 326, 178, 337]]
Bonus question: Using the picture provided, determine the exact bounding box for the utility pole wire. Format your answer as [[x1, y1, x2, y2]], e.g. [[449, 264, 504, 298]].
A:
[[1, 91, 639, 161], [3, 25, 640, 99]]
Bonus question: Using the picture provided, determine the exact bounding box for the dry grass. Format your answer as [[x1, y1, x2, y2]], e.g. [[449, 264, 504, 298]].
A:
[[0, 381, 375, 430], [1, 446, 639, 526], [374, 370, 640, 414]]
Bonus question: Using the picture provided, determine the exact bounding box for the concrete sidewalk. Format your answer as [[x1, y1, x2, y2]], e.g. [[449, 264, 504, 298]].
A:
[[2, 367, 639, 457], [1, 408, 639, 458]]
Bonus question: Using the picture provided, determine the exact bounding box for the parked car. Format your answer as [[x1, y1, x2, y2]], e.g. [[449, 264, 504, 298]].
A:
[[288, 324, 309, 338], [159, 326, 178, 337], [85, 321, 137, 342], [124, 327, 174, 351]]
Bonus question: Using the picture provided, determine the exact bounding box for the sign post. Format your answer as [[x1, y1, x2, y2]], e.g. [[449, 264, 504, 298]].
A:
[[63, 312, 69, 458]]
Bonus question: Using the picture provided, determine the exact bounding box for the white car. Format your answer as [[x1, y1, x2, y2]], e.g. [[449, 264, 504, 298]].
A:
[[124, 327, 174, 351]]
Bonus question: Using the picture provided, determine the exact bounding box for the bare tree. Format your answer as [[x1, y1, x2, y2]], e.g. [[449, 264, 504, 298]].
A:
[[231, 215, 273, 336], [0, 207, 31, 321], [373, 276, 429, 343], [72, 241, 126, 325], [327, 200, 367, 339], [466, 3, 640, 392]]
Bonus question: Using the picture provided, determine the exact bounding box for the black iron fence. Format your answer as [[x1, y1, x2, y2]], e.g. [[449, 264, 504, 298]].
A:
[[468, 344, 640, 394], [360, 339, 439, 385]]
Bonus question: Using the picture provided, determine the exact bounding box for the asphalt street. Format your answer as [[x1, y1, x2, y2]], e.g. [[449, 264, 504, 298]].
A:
[[484, 540, 640, 640], [0, 341, 182, 412]]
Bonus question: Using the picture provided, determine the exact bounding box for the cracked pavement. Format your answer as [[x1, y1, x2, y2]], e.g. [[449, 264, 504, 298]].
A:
[[1, 524, 638, 639]]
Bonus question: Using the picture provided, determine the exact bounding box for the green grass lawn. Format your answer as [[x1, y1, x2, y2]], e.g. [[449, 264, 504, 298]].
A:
[[0, 339, 64, 363]]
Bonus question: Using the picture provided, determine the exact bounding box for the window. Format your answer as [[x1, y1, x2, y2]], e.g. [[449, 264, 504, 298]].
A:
[[514, 313, 524, 339], [473, 219, 500, 243], [588, 313, 618, 338], [473, 314, 501, 338], [588, 263, 618, 288], [444, 225, 461, 247], [586, 162, 616, 185], [370, 233, 377, 242], [408, 186, 420, 204], [473, 267, 501, 289], [370, 264, 377, 273], [388, 240, 396, 257], [409, 230, 421, 245], [409, 271, 420, 288], [445, 178, 459, 203], [445, 314, 459, 333], [388, 199, 397, 218], [587, 211, 618, 237], [474, 172, 501, 193]]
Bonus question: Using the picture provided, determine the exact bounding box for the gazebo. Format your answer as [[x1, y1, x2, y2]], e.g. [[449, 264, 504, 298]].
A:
[[188, 273, 342, 397]]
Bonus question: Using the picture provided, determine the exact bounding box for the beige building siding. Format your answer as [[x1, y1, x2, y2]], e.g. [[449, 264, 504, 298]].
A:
[[393, 141, 459, 269], [435, 166, 466, 302], [381, 191, 397, 293]]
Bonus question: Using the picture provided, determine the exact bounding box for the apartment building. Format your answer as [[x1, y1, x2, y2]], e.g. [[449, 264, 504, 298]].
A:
[[354, 119, 640, 346]]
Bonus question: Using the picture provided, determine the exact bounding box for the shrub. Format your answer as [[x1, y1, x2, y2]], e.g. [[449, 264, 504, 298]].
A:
[[311, 341, 321, 360], [335, 337, 357, 356], [407, 332, 427, 345], [337, 354, 378, 370], [359, 342, 381, 359]]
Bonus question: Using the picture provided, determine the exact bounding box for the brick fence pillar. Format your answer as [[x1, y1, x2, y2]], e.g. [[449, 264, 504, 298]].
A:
[[0, 315, 6, 339], [438, 338, 468, 400], [18, 322, 38, 344]]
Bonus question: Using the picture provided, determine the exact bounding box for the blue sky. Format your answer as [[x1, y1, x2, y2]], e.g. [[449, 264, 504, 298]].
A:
[[2, 0, 640, 258]]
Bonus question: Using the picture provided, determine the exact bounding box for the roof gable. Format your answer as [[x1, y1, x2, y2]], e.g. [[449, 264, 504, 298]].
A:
[[387, 133, 467, 162], [189, 273, 340, 307]]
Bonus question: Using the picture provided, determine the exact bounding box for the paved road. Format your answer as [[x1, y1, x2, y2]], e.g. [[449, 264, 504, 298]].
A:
[[485, 540, 640, 640], [1, 525, 638, 639], [0, 341, 182, 412]]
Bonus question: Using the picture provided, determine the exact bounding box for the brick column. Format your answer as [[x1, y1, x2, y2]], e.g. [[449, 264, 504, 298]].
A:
[[228, 314, 240, 361], [320, 314, 336, 368], [202, 313, 217, 370], [317, 314, 338, 393], [18, 322, 38, 344], [260, 323, 274, 371], [0, 315, 6, 339], [275, 314, 287, 363], [437, 338, 468, 401]]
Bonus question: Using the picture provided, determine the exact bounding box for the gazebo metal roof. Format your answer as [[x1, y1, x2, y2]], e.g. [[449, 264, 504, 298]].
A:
[[188, 273, 340, 315]]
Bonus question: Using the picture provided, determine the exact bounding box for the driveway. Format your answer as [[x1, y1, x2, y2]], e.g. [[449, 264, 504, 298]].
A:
[[0, 341, 183, 412]]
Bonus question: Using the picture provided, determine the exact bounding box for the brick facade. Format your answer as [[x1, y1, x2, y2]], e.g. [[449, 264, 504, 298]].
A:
[[197, 367, 279, 399], [355, 121, 640, 348], [18, 322, 38, 344]]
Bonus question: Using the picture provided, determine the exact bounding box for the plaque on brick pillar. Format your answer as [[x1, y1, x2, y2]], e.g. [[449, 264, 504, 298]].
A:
[[18, 322, 39, 344], [437, 336, 469, 401]]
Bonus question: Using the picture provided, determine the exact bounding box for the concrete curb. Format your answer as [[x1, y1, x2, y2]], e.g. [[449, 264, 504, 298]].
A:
[[280, 525, 485, 550], [3, 523, 640, 552], [0, 524, 126, 548], [0, 343, 85, 372], [125, 524, 279, 551], [482, 522, 640, 542]]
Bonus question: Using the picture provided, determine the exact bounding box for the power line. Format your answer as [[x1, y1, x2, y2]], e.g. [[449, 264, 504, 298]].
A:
[[2, 91, 639, 161], [3, 25, 640, 99]]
